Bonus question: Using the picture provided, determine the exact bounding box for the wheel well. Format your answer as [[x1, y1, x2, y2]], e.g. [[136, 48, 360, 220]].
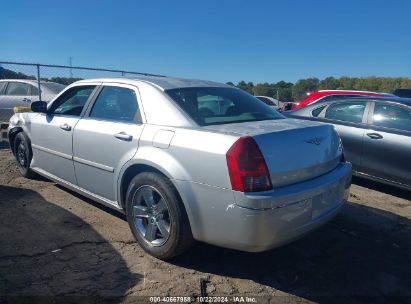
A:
[[8, 127, 23, 155], [120, 164, 169, 209]]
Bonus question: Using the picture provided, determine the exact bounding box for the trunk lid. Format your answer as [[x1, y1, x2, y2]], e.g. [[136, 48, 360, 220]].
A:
[[204, 118, 342, 187]]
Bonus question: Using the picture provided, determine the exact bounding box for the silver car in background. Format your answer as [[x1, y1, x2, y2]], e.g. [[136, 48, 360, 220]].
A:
[[285, 96, 411, 190], [0, 79, 65, 122], [8, 76, 351, 259]]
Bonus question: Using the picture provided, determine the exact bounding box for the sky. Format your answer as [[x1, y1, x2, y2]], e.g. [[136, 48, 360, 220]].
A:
[[1, 0, 410, 83]]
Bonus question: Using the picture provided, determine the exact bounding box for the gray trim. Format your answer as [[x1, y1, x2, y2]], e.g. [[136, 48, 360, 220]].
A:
[[32, 167, 122, 210], [73, 156, 114, 173], [32, 144, 72, 160], [32, 143, 115, 172]]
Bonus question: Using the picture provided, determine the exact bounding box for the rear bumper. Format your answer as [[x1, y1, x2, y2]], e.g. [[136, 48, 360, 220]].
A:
[[176, 162, 352, 252]]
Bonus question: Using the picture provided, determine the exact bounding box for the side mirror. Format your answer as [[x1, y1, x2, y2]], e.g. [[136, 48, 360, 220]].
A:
[[31, 101, 48, 113]]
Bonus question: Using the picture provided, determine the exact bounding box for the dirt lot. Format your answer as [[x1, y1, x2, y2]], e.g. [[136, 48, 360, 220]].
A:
[[1, 142, 411, 303]]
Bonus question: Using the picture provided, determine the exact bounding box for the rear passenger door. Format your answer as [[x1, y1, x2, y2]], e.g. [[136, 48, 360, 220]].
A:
[[319, 101, 370, 171], [362, 102, 411, 187], [72, 83, 144, 202]]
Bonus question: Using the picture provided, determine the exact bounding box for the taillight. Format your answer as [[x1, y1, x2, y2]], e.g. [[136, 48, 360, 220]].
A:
[[226, 136, 272, 192]]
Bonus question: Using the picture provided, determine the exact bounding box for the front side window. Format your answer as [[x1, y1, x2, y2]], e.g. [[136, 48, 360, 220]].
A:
[[89, 86, 140, 123], [372, 102, 411, 132], [166, 87, 284, 126], [324, 102, 366, 123], [5, 82, 31, 96], [49, 86, 95, 116]]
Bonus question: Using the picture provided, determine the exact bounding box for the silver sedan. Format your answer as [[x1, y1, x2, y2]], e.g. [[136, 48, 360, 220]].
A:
[[7, 76, 351, 259], [0, 79, 65, 122]]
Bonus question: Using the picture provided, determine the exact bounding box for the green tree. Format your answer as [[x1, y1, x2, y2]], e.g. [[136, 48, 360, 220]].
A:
[[236, 80, 254, 94], [292, 77, 319, 100], [319, 77, 340, 90]]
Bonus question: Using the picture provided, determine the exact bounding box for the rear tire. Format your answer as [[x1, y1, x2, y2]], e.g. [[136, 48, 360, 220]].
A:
[[14, 132, 34, 178], [125, 172, 193, 259]]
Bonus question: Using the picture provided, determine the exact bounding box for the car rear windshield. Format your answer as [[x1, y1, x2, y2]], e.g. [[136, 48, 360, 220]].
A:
[[165, 87, 284, 126]]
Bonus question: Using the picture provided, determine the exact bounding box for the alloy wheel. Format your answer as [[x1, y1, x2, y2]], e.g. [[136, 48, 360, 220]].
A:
[[132, 185, 171, 246]]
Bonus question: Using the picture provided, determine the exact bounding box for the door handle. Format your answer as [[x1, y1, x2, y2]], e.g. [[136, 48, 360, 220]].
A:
[[22, 98, 31, 103], [114, 132, 132, 141], [60, 124, 72, 131], [366, 132, 383, 139]]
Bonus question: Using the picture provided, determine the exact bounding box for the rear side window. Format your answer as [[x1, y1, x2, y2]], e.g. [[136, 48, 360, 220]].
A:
[[89, 86, 140, 123], [0, 82, 6, 95], [324, 102, 366, 123], [50, 86, 95, 116], [372, 102, 411, 132], [5, 82, 31, 96], [30, 85, 39, 96], [311, 105, 326, 117]]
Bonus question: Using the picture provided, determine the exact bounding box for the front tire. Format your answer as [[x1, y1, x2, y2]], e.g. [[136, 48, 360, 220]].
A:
[[14, 132, 34, 178], [125, 172, 193, 259]]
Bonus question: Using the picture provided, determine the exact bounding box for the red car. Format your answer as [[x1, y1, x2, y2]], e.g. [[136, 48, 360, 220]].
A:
[[291, 90, 391, 110]]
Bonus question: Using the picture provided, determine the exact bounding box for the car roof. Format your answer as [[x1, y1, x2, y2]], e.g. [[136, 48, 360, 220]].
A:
[[76, 76, 231, 91]]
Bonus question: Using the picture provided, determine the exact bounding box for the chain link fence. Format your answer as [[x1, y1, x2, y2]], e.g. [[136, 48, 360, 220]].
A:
[[0, 61, 163, 123]]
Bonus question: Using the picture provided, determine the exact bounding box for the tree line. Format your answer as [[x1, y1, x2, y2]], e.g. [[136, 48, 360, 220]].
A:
[[228, 76, 411, 102], [1, 66, 410, 102]]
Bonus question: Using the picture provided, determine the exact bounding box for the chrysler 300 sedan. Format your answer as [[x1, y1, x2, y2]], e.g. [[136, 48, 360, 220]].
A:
[[7, 76, 352, 259]]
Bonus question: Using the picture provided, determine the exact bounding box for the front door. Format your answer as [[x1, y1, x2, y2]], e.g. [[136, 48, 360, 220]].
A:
[[320, 101, 369, 171], [362, 101, 411, 187], [30, 85, 97, 184], [73, 84, 144, 201]]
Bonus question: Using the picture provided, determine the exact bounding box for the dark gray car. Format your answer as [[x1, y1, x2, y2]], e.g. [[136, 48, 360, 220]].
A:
[[0, 79, 65, 122], [285, 96, 411, 190]]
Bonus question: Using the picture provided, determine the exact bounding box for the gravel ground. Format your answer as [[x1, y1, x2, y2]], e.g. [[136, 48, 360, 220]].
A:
[[0, 142, 410, 303]]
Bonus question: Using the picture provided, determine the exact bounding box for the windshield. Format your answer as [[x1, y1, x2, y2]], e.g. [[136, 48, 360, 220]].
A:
[[165, 87, 284, 126]]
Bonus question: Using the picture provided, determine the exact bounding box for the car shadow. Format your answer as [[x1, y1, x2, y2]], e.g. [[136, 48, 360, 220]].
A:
[[54, 184, 127, 221], [171, 201, 411, 302], [353, 176, 411, 201], [0, 184, 141, 300]]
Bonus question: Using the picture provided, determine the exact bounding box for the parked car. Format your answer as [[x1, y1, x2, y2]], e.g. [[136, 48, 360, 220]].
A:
[[285, 96, 411, 190], [8, 76, 351, 259], [291, 90, 393, 111], [255, 96, 283, 110], [393, 88, 411, 99], [0, 79, 65, 123]]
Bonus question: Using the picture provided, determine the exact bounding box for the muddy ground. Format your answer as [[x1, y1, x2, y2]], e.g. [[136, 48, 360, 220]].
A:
[[0, 142, 410, 303]]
